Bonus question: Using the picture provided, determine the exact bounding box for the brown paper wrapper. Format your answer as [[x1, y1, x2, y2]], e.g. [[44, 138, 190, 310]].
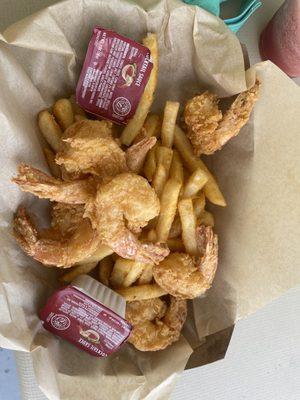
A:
[[0, 0, 299, 399]]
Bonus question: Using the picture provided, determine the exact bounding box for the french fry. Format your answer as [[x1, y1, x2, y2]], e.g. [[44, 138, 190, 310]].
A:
[[59, 262, 98, 283], [69, 94, 87, 117], [143, 114, 161, 138], [53, 98, 74, 131], [193, 192, 206, 218], [169, 215, 182, 238], [78, 245, 113, 264], [174, 125, 226, 206], [122, 262, 146, 287], [167, 238, 185, 252], [144, 142, 158, 181], [137, 264, 153, 285], [178, 198, 198, 256], [152, 164, 167, 197], [43, 148, 61, 178], [156, 179, 182, 242], [120, 33, 158, 145], [38, 110, 62, 152], [98, 256, 114, 286], [182, 168, 208, 198], [161, 101, 180, 148], [110, 258, 133, 288], [198, 210, 215, 227], [170, 150, 184, 184], [74, 114, 87, 122], [156, 146, 173, 175], [115, 284, 167, 301]]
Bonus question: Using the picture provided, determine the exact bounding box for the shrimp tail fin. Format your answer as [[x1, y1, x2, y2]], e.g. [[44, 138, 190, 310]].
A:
[[126, 137, 157, 173], [196, 225, 218, 285]]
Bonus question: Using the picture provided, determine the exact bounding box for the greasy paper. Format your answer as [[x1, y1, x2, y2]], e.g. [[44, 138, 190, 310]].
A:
[[0, 0, 299, 399]]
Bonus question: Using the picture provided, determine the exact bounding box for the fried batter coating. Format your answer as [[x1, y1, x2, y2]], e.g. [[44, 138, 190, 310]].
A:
[[184, 80, 260, 155], [85, 173, 169, 264], [128, 297, 187, 351], [51, 203, 85, 236], [13, 207, 100, 268], [153, 226, 218, 299], [12, 164, 95, 204], [56, 120, 127, 183], [125, 298, 167, 326], [126, 136, 157, 174]]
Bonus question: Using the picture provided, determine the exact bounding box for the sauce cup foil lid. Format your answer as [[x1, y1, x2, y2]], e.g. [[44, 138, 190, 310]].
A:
[[72, 274, 126, 317], [40, 275, 131, 357]]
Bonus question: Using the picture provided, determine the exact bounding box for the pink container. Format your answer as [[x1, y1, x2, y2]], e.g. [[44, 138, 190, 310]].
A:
[[260, 0, 300, 77]]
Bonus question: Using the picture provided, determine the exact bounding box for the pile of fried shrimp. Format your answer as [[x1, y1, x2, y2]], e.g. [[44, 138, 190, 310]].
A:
[[11, 33, 260, 352]]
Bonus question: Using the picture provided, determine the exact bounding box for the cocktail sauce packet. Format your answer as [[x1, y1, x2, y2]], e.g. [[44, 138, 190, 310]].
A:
[[40, 275, 131, 357], [76, 26, 153, 123]]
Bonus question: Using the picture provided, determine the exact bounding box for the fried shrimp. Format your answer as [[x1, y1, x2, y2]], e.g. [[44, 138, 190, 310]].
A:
[[126, 136, 157, 174], [128, 297, 187, 351], [153, 226, 218, 299], [125, 298, 167, 326], [51, 203, 85, 236], [85, 173, 169, 264], [12, 164, 95, 204], [13, 207, 99, 268], [184, 80, 260, 155], [55, 120, 128, 183]]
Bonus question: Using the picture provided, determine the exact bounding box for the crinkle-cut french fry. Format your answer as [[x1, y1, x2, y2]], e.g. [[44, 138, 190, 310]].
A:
[[182, 168, 208, 198], [74, 114, 87, 122], [59, 262, 98, 283], [38, 110, 62, 152], [78, 245, 113, 264], [137, 264, 153, 285], [170, 150, 184, 184], [156, 146, 173, 176], [174, 125, 226, 206], [53, 98, 74, 131], [161, 101, 180, 148], [98, 256, 114, 286], [152, 164, 167, 198], [122, 262, 146, 288], [110, 258, 133, 288], [178, 198, 198, 256], [69, 94, 87, 117], [144, 114, 161, 138], [120, 33, 158, 145], [198, 210, 215, 227], [43, 148, 61, 178], [193, 192, 206, 218], [144, 142, 158, 181], [169, 215, 182, 239], [156, 179, 182, 242], [116, 284, 167, 301], [167, 238, 185, 252]]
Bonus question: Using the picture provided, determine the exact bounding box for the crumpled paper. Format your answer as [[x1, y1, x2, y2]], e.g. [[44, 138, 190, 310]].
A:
[[0, 0, 299, 399]]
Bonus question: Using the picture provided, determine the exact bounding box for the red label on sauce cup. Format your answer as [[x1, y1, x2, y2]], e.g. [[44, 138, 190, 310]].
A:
[[40, 284, 131, 357], [76, 26, 153, 124]]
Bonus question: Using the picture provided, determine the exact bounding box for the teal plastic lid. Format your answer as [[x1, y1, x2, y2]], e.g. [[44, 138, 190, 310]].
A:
[[183, 0, 262, 33]]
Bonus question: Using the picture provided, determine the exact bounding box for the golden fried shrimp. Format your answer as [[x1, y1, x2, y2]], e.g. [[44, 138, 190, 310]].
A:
[[128, 297, 187, 351], [125, 298, 167, 326], [12, 164, 95, 204], [55, 120, 127, 183], [126, 137, 157, 174], [153, 226, 218, 299], [13, 207, 100, 268], [184, 80, 260, 155], [51, 203, 85, 236], [85, 173, 169, 264]]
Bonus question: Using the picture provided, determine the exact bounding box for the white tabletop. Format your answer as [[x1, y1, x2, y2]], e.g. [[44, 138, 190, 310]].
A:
[[0, 1, 299, 400]]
